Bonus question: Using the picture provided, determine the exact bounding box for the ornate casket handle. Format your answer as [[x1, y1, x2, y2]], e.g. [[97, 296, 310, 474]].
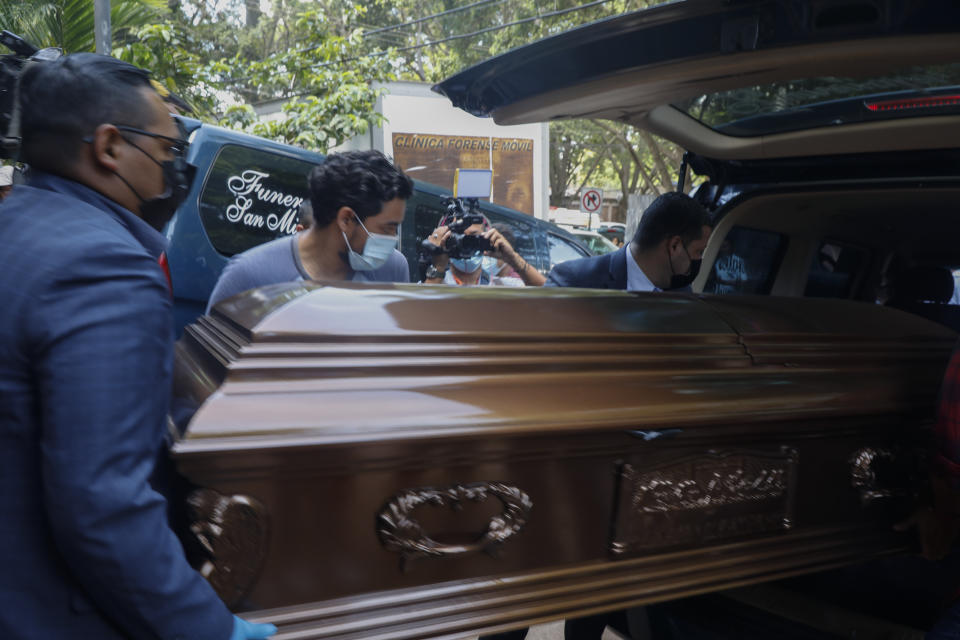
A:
[[377, 482, 533, 566], [849, 447, 907, 505], [186, 489, 270, 608]]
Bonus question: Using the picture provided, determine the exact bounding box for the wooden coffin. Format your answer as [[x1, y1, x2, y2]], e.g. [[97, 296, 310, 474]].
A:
[[172, 282, 956, 639]]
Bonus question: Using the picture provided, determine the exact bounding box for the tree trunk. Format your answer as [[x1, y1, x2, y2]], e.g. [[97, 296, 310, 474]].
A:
[[640, 130, 676, 190], [245, 0, 260, 28], [592, 120, 663, 195], [575, 150, 607, 198], [615, 159, 631, 222]]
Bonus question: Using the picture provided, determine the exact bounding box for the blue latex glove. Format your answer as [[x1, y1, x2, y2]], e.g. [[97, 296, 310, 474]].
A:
[[230, 615, 277, 640]]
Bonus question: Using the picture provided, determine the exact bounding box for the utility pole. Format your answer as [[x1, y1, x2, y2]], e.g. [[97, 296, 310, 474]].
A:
[[94, 0, 111, 54]]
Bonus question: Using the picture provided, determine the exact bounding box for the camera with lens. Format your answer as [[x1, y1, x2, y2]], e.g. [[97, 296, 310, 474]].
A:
[[420, 196, 493, 259], [420, 168, 496, 262], [0, 30, 63, 159]]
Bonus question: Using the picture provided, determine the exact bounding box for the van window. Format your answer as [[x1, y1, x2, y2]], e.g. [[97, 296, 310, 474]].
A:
[[198, 144, 317, 256], [804, 240, 870, 299], [415, 203, 445, 244], [484, 211, 538, 263], [547, 233, 589, 268], [703, 226, 787, 295]]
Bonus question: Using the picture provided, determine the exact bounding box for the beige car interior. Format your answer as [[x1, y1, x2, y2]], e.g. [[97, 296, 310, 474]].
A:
[[692, 188, 960, 308], [487, 24, 960, 319], [644, 105, 960, 160]]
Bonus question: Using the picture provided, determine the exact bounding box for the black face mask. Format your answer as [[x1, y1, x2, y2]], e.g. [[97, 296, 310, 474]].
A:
[[668, 242, 701, 290], [137, 157, 196, 232], [112, 126, 195, 232]]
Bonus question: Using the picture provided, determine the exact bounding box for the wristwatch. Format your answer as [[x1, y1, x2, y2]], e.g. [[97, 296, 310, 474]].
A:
[[425, 265, 446, 280]]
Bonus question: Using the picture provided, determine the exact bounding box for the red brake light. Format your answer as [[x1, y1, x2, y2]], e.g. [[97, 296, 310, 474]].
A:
[[865, 94, 960, 112]]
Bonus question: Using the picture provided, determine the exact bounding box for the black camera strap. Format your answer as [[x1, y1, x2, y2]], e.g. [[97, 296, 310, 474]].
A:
[[0, 34, 62, 159], [0, 60, 29, 158]]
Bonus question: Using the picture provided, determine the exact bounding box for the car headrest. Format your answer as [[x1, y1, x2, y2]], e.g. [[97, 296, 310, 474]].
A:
[[893, 266, 955, 304]]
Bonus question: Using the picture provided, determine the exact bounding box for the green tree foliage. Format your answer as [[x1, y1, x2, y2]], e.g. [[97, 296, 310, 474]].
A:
[[549, 120, 609, 207], [359, 0, 651, 83], [352, 0, 683, 205], [113, 22, 219, 116], [551, 118, 690, 220], [112, 1, 392, 152], [211, 6, 393, 150], [0, 0, 165, 53], [102, 0, 690, 195]]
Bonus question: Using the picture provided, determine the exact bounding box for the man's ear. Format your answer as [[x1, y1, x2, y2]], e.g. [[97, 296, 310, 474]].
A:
[[89, 124, 124, 173], [335, 206, 356, 233]]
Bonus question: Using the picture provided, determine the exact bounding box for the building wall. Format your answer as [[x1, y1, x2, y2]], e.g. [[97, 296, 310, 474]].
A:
[[337, 82, 549, 219]]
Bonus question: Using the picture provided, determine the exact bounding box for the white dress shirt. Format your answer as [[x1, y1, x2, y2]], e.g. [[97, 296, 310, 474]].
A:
[[626, 246, 660, 292]]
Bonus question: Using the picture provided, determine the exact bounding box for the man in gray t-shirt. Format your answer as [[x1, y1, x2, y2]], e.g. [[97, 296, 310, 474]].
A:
[[207, 235, 408, 311], [206, 150, 413, 312]]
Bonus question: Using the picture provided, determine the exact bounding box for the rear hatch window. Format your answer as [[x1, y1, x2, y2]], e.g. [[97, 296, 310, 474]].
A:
[[673, 63, 960, 138]]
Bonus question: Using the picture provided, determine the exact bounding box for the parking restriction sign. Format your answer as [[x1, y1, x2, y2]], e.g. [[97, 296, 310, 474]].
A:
[[580, 187, 602, 213]]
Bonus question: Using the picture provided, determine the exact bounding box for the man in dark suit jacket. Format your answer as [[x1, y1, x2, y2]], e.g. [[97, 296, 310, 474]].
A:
[[0, 55, 274, 640], [537, 191, 711, 640], [546, 192, 712, 292]]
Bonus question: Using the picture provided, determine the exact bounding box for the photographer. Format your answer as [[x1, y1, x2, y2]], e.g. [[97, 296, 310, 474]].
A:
[[422, 209, 545, 287]]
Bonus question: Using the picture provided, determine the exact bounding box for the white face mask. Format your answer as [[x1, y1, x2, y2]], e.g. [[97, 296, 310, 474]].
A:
[[343, 216, 396, 271], [450, 255, 484, 273], [481, 255, 500, 276]]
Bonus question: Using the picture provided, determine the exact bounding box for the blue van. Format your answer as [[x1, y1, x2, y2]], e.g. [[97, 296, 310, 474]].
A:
[[166, 118, 589, 333]]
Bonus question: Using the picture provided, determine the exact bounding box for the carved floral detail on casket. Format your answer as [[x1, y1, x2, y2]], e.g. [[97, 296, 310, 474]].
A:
[[377, 482, 533, 566], [187, 489, 270, 608], [611, 448, 798, 556]]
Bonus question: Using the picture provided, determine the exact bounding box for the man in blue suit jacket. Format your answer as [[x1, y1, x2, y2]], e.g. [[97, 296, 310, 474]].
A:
[[546, 192, 712, 292], [537, 191, 711, 640], [0, 55, 274, 639]]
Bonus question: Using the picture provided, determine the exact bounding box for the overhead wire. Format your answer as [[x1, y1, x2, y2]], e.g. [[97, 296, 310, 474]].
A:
[[375, 0, 615, 54], [361, 0, 510, 37], [235, 0, 618, 105], [278, 0, 511, 57]]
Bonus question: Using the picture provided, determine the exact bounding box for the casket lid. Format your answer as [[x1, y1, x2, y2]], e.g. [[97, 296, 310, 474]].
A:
[[172, 282, 954, 454]]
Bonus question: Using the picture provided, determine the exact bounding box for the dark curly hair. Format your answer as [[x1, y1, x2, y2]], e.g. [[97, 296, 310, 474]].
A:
[[308, 150, 414, 227]]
